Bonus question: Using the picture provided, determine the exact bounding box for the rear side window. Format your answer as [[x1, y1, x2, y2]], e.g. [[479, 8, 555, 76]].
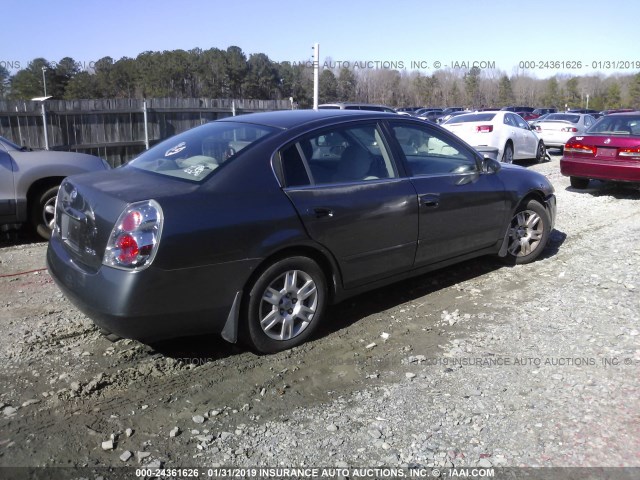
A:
[[280, 124, 397, 186]]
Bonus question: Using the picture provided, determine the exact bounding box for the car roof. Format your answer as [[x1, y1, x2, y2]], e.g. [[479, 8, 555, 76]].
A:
[[602, 111, 640, 116], [219, 109, 397, 129]]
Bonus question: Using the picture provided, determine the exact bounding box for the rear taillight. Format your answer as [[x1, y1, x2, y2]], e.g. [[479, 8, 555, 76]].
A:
[[561, 126, 578, 132], [618, 147, 640, 159], [476, 125, 493, 133], [103, 200, 163, 270], [564, 141, 596, 155]]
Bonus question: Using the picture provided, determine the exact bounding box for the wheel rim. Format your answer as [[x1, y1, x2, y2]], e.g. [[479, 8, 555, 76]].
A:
[[259, 269, 318, 341], [503, 146, 513, 164], [43, 196, 56, 231], [537, 143, 545, 160], [508, 209, 544, 257]]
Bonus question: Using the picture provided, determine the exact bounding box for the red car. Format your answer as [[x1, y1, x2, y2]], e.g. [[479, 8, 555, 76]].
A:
[[560, 112, 640, 189]]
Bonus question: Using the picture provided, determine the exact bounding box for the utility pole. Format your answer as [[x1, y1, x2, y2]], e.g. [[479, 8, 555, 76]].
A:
[[42, 67, 48, 97]]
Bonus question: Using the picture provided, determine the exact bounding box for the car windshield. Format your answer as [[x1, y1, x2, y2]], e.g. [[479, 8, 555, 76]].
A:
[[544, 114, 580, 123], [587, 115, 640, 135], [445, 113, 496, 124], [128, 121, 276, 182], [0, 136, 22, 150]]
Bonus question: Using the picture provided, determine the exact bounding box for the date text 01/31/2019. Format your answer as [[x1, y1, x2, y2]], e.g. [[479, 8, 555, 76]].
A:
[[518, 60, 640, 70]]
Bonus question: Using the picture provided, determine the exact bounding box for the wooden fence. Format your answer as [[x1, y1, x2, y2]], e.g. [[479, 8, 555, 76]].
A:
[[0, 98, 291, 166]]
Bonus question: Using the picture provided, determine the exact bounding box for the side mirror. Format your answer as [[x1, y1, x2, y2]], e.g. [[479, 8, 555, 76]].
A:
[[482, 157, 501, 174]]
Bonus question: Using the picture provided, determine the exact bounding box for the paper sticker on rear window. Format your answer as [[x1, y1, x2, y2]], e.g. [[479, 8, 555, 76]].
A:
[[165, 142, 186, 156]]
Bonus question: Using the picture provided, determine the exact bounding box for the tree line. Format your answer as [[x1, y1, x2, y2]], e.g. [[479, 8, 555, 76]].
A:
[[2, 46, 640, 111]]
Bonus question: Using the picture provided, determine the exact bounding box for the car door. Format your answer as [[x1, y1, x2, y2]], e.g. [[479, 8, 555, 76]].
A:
[[279, 122, 419, 289], [0, 146, 16, 218], [386, 120, 509, 266], [511, 113, 538, 158]]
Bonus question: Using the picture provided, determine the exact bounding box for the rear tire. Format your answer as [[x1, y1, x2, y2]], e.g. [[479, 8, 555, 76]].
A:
[[30, 185, 59, 240], [502, 143, 514, 164], [535, 141, 546, 163], [504, 199, 551, 265], [244, 256, 327, 354], [570, 177, 589, 189]]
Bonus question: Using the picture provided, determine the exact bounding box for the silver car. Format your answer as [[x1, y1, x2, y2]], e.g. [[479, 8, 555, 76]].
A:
[[0, 136, 110, 239], [534, 113, 596, 151]]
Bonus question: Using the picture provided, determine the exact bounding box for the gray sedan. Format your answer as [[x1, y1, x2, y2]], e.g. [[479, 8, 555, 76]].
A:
[[0, 136, 109, 239]]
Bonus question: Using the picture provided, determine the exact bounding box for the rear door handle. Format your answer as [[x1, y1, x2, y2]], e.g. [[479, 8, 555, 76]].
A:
[[311, 207, 334, 218], [419, 194, 440, 208]]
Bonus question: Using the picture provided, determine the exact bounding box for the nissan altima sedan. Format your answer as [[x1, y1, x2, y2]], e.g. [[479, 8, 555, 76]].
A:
[[442, 111, 546, 163], [47, 110, 556, 353]]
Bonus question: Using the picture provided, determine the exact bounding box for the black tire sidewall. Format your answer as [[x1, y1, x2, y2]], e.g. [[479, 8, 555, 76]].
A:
[[30, 185, 59, 240], [503, 143, 513, 163], [570, 177, 589, 189], [509, 200, 551, 265], [244, 256, 327, 354], [535, 141, 545, 163]]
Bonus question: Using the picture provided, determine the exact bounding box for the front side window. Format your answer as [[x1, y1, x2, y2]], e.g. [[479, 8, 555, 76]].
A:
[[280, 124, 397, 186], [390, 124, 478, 176], [129, 122, 275, 182]]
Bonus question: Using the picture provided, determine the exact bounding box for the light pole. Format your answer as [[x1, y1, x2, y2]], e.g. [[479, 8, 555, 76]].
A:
[[41, 66, 48, 97]]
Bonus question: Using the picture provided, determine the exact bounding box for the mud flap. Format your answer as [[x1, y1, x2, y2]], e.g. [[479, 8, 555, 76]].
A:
[[221, 291, 242, 343], [498, 227, 511, 257]]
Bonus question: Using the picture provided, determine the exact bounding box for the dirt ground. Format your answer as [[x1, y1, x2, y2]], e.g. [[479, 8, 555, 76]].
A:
[[1, 151, 639, 474]]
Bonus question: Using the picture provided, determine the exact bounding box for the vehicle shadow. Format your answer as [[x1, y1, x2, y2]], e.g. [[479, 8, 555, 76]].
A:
[[0, 226, 43, 247], [565, 180, 640, 199], [152, 234, 566, 362]]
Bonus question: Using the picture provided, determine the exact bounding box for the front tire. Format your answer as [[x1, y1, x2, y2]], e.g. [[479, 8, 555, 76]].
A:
[[502, 142, 514, 164], [570, 177, 590, 189], [505, 200, 551, 264], [244, 256, 327, 354], [30, 185, 59, 240]]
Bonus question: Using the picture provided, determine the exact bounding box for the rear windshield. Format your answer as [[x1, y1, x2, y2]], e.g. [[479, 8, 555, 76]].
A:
[[544, 114, 580, 123], [587, 115, 640, 135], [128, 122, 275, 182], [445, 113, 496, 124]]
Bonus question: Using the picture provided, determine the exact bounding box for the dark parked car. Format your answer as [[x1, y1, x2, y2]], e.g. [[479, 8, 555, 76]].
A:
[[47, 110, 556, 353], [318, 103, 397, 113], [501, 106, 535, 113], [532, 108, 558, 116], [560, 112, 640, 189], [0, 136, 110, 239], [416, 109, 444, 122]]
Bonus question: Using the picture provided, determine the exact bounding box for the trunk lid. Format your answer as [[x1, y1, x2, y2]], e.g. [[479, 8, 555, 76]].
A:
[[55, 167, 199, 271]]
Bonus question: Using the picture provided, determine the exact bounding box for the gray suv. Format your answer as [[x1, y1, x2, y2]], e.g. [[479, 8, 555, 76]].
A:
[[0, 136, 109, 239]]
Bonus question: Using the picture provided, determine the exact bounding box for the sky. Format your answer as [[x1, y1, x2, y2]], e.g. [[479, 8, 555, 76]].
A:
[[2, 0, 639, 79]]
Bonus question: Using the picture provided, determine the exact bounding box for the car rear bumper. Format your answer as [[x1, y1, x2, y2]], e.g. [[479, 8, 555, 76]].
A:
[[46, 234, 257, 343], [560, 158, 640, 183]]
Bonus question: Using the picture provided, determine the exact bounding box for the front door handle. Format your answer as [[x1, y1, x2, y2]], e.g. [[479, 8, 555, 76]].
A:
[[419, 194, 440, 208], [311, 207, 334, 218]]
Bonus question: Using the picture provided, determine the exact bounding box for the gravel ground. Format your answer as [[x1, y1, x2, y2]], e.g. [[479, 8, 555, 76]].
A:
[[0, 153, 639, 475]]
